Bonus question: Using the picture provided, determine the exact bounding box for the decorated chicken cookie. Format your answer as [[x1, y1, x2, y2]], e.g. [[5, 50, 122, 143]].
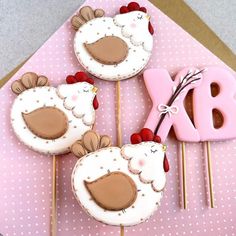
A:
[[11, 71, 98, 155], [71, 2, 154, 81], [71, 129, 169, 226]]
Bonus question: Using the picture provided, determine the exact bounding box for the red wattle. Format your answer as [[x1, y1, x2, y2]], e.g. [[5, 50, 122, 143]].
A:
[[93, 96, 99, 110], [148, 22, 154, 35], [163, 155, 169, 172]]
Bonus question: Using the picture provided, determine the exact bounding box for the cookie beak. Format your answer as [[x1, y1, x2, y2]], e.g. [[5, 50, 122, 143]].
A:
[[162, 144, 167, 153], [146, 15, 151, 20], [92, 86, 98, 94]]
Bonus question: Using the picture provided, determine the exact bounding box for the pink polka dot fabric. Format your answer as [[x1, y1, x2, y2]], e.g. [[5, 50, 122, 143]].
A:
[[0, 0, 235, 235]]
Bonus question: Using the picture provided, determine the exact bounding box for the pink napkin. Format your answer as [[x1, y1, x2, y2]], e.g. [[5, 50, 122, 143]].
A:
[[0, 0, 235, 235]]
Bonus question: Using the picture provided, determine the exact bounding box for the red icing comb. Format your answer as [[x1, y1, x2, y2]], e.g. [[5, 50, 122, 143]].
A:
[[119, 2, 154, 35], [66, 71, 99, 110], [66, 71, 94, 85], [130, 128, 161, 144]]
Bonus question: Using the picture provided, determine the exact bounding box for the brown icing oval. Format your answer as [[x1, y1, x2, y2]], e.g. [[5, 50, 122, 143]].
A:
[[22, 106, 68, 139], [84, 171, 137, 211], [84, 36, 128, 65]]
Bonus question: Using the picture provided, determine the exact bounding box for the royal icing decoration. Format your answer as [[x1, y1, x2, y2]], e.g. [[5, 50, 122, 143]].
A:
[[144, 67, 236, 142], [85, 171, 137, 211], [158, 104, 179, 117], [71, 129, 169, 226], [22, 107, 68, 140], [72, 2, 154, 81], [11, 72, 98, 155]]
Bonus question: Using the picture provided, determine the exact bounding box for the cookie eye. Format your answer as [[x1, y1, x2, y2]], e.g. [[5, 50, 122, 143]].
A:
[[151, 149, 157, 153], [137, 15, 143, 20], [150, 144, 158, 153], [83, 86, 89, 92]]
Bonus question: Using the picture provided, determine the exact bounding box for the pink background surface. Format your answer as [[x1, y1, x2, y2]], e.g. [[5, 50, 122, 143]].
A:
[[0, 0, 235, 235]]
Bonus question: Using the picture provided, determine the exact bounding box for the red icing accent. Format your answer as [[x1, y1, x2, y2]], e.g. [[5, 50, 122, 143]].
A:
[[93, 96, 99, 110], [120, 6, 129, 14], [139, 7, 147, 13], [66, 71, 98, 110], [75, 71, 88, 82], [67, 71, 94, 85], [127, 2, 140, 11], [130, 128, 163, 144], [66, 75, 77, 84], [140, 128, 154, 141], [119, 2, 154, 35], [163, 155, 169, 172], [153, 135, 161, 143], [130, 133, 142, 144], [148, 22, 154, 35]]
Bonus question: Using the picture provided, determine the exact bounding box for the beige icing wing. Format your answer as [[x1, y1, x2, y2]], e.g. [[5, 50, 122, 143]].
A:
[[84, 36, 128, 65], [22, 107, 68, 139], [84, 171, 137, 211]]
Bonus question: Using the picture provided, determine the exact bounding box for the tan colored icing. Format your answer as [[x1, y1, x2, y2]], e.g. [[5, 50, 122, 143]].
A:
[[71, 15, 86, 30], [94, 9, 105, 18], [11, 80, 26, 95], [71, 141, 88, 158], [21, 72, 38, 88], [84, 171, 137, 211], [11, 72, 49, 95], [84, 36, 128, 65], [22, 107, 68, 139], [83, 130, 100, 152], [80, 6, 95, 21], [99, 135, 112, 148], [71, 6, 105, 31], [36, 76, 49, 86], [71, 130, 112, 159]]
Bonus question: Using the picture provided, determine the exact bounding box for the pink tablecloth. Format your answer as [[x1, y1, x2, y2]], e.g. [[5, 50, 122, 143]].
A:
[[0, 0, 235, 235]]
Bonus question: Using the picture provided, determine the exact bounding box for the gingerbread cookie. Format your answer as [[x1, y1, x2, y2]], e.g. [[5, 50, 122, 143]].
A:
[[11, 71, 98, 155], [71, 129, 169, 226], [72, 2, 154, 81]]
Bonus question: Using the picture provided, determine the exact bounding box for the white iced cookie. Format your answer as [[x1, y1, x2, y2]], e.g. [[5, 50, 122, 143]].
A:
[[71, 3, 154, 81], [11, 72, 98, 155], [71, 129, 169, 226]]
